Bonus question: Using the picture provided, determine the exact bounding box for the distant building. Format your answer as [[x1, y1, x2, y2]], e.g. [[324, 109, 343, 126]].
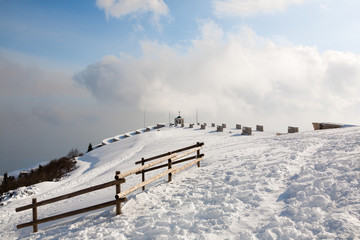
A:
[[312, 122, 343, 130], [174, 111, 184, 125]]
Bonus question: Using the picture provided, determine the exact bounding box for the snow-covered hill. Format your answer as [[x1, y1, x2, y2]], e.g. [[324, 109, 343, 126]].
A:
[[1, 125, 360, 239]]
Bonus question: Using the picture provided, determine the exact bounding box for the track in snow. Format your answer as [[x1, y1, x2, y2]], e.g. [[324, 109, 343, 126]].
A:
[[2, 126, 360, 239]]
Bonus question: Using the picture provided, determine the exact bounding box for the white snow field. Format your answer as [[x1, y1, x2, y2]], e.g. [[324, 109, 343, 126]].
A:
[[1, 125, 360, 239]]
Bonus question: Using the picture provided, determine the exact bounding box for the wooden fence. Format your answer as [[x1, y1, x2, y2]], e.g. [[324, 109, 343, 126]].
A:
[[16, 142, 204, 233], [16, 174, 126, 233], [114, 142, 204, 199], [132, 142, 204, 191]]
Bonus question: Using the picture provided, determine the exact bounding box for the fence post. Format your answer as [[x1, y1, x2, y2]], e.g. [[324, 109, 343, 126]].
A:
[[141, 158, 145, 191], [197, 142, 201, 167], [168, 152, 172, 182], [32, 198, 38, 232], [115, 171, 121, 215]]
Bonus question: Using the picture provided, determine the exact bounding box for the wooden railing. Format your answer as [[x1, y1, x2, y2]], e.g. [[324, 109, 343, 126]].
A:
[[16, 173, 126, 232], [16, 142, 204, 233], [114, 142, 204, 199], [134, 142, 204, 190]]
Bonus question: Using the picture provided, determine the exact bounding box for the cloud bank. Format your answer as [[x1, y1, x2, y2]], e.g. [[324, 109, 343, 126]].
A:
[[96, 0, 169, 19], [75, 21, 360, 130], [213, 0, 304, 17], [0, 52, 167, 174], [0, 53, 97, 173]]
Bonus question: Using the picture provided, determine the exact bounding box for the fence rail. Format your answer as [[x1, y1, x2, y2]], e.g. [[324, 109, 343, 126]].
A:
[[16, 199, 127, 230], [136, 154, 204, 174], [134, 142, 204, 164], [16, 173, 126, 233], [132, 142, 204, 191], [16, 179, 125, 212], [16, 142, 204, 233]]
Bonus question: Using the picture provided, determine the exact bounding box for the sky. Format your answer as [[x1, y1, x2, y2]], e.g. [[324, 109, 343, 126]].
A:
[[1, 0, 360, 175]]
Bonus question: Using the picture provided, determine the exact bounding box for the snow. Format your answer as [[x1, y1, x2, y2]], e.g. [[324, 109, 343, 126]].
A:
[[1, 125, 360, 239], [101, 125, 157, 145]]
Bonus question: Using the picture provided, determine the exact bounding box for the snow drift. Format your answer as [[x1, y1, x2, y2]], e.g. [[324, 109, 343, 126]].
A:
[[1, 125, 360, 239]]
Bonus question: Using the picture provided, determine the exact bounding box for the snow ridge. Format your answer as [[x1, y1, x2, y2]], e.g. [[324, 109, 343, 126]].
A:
[[1, 126, 360, 239]]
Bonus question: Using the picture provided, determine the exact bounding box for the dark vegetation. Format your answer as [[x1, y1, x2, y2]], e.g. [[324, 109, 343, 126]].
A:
[[0, 149, 82, 196], [87, 143, 93, 152]]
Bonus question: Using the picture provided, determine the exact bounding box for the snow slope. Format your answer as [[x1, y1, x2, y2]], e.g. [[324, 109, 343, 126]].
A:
[[1, 125, 360, 239]]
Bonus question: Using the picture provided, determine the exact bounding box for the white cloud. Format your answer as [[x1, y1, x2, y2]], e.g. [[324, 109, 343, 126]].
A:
[[96, 0, 169, 19], [0, 61, 73, 98], [0, 53, 94, 125], [0, 52, 168, 174], [213, 0, 304, 17], [75, 21, 360, 131]]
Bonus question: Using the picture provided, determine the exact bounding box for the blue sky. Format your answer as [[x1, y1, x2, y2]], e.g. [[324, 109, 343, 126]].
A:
[[0, 0, 212, 67], [1, 0, 360, 174], [1, 0, 359, 67]]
